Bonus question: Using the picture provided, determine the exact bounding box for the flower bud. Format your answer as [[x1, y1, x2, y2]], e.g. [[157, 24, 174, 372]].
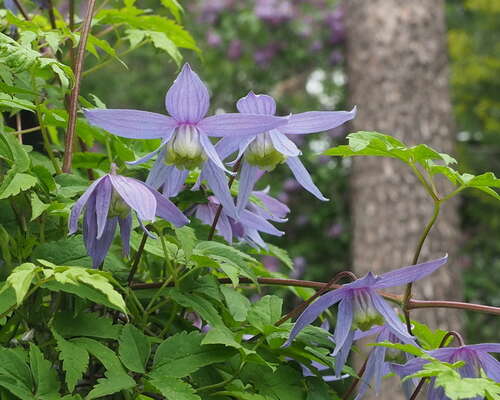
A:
[[352, 290, 384, 331], [108, 190, 130, 219], [165, 125, 207, 169], [245, 132, 286, 171]]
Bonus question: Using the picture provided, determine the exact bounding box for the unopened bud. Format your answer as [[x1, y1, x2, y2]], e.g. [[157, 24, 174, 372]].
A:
[[245, 132, 286, 171], [165, 125, 207, 169]]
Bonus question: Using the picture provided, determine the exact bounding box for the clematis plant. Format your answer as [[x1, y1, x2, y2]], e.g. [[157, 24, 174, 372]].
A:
[[68, 165, 188, 268], [284, 255, 448, 376], [84, 64, 287, 218], [392, 343, 500, 400], [193, 189, 288, 248], [215, 91, 356, 212]]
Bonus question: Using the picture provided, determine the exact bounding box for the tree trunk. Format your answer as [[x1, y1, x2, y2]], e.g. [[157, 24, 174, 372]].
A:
[[344, 0, 463, 398]]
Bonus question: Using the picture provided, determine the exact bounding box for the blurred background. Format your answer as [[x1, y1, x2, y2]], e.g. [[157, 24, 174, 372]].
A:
[[82, 0, 500, 344]]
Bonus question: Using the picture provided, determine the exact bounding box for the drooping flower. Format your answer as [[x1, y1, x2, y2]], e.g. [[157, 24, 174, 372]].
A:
[[68, 166, 188, 268], [84, 64, 287, 219], [193, 189, 288, 248], [392, 343, 500, 400], [283, 255, 448, 376], [352, 325, 417, 400], [216, 92, 356, 213]]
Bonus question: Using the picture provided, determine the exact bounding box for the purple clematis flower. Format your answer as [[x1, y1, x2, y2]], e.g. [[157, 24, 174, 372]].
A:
[[392, 343, 500, 400], [216, 92, 356, 213], [68, 167, 188, 268], [193, 189, 288, 248], [353, 325, 417, 400], [84, 64, 287, 219], [283, 255, 448, 377]]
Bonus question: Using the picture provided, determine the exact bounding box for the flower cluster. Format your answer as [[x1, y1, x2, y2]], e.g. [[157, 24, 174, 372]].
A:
[[71, 63, 353, 265]]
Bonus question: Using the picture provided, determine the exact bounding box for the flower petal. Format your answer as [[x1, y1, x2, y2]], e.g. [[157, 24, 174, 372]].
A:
[[202, 160, 238, 219], [118, 214, 132, 257], [243, 228, 267, 249], [109, 175, 156, 222], [253, 189, 290, 221], [95, 176, 112, 239], [370, 292, 412, 340], [236, 92, 276, 115], [283, 288, 347, 347], [198, 113, 288, 137], [240, 210, 284, 236], [199, 132, 232, 174], [279, 107, 357, 135], [215, 136, 242, 161], [353, 325, 384, 341], [373, 255, 448, 289], [333, 296, 354, 356], [269, 129, 301, 157], [145, 185, 189, 227], [163, 165, 189, 197], [236, 161, 261, 213], [465, 343, 500, 353], [126, 133, 173, 166], [334, 329, 354, 378], [165, 63, 209, 123], [286, 156, 329, 201], [84, 109, 176, 139], [477, 352, 500, 382], [354, 346, 385, 400], [145, 146, 169, 189], [68, 176, 105, 235]]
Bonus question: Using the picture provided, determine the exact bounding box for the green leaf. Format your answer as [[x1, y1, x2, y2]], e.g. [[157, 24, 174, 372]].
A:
[[149, 376, 200, 400], [247, 295, 283, 333], [32, 236, 90, 266], [170, 288, 224, 328], [201, 327, 242, 349], [6, 263, 38, 306], [220, 285, 251, 322], [0, 171, 37, 199], [53, 329, 89, 392], [0, 348, 33, 394], [151, 331, 235, 378], [31, 165, 57, 193], [411, 320, 449, 350], [53, 311, 122, 339], [85, 373, 136, 400], [118, 324, 151, 373], [149, 31, 182, 65], [371, 342, 425, 357], [29, 343, 61, 399], [0, 132, 30, 172], [175, 226, 196, 260], [30, 192, 50, 221]]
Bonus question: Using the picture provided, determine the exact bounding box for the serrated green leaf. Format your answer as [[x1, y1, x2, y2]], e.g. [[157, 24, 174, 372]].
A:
[[411, 320, 449, 350], [52, 329, 89, 392], [31, 165, 57, 192], [118, 324, 151, 373], [169, 289, 224, 327], [247, 295, 283, 333], [0, 132, 30, 172], [30, 192, 49, 221], [149, 31, 182, 65], [53, 311, 122, 339], [0, 171, 37, 199], [201, 327, 242, 349], [220, 285, 250, 322], [29, 343, 61, 399], [175, 225, 196, 260], [149, 376, 200, 400], [85, 373, 136, 400], [6, 263, 38, 305], [151, 331, 235, 378]]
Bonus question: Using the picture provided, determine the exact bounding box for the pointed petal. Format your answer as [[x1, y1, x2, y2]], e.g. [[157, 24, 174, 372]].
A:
[[95, 176, 112, 239], [215, 136, 242, 161], [465, 343, 500, 353], [390, 358, 427, 379], [236, 161, 261, 213], [477, 352, 500, 382], [229, 135, 256, 165], [240, 210, 284, 236], [137, 215, 157, 239], [199, 132, 232, 174], [198, 113, 288, 137], [126, 133, 173, 165], [68, 176, 105, 235], [353, 325, 384, 341], [119, 214, 132, 257], [334, 329, 354, 378], [283, 288, 347, 347], [109, 175, 156, 222], [145, 185, 189, 227], [202, 160, 238, 219], [165, 63, 209, 123], [354, 347, 384, 400], [243, 228, 267, 249], [333, 296, 354, 356], [370, 292, 412, 340], [269, 129, 301, 157], [236, 92, 276, 115], [279, 107, 357, 135], [286, 156, 329, 201], [253, 190, 290, 220], [162, 165, 189, 197], [216, 212, 233, 243], [84, 109, 177, 139], [145, 146, 169, 189], [374, 255, 448, 289]]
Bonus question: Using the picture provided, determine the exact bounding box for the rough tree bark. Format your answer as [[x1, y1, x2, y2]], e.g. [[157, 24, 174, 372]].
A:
[[344, 1, 463, 398]]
